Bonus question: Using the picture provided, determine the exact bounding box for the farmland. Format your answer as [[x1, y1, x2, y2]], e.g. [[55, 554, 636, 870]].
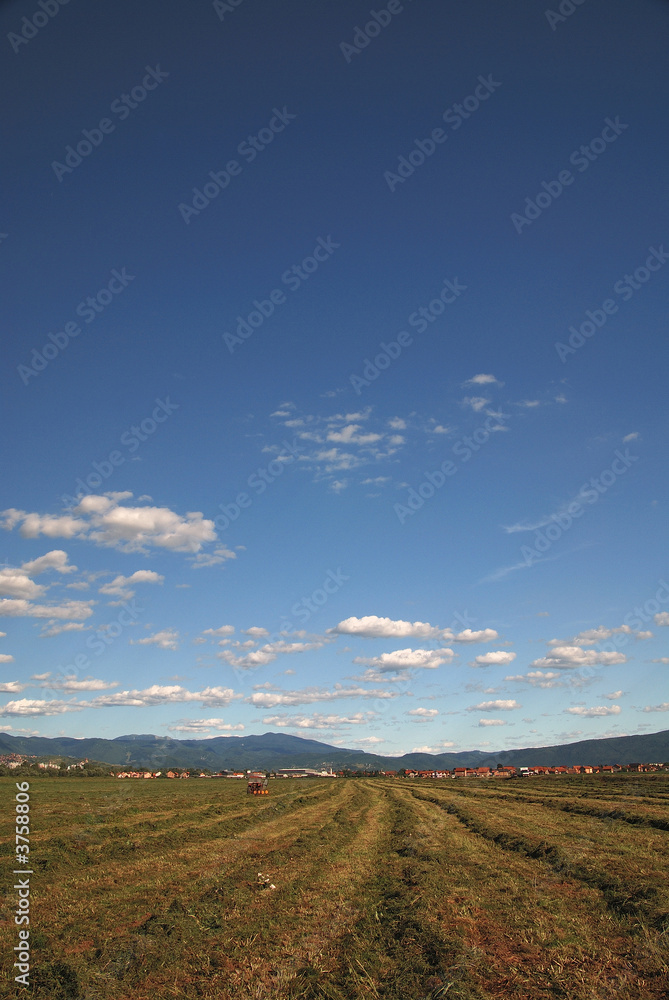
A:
[[1, 775, 668, 999]]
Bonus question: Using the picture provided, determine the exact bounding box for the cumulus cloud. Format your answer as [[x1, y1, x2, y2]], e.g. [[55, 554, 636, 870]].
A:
[[190, 546, 236, 569], [131, 628, 180, 651], [167, 718, 244, 733], [2, 493, 217, 554], [329, 616, 497, 643], [565, 705, 621, 718], [20, 550, 77, 576], [0, 599, 95, 620], [642, 703, 669, 713], [504, 670, 563, 688], [99, 570, 164, 602], [478, 718, 507, 727], [0, 681, 25, 693], [654, 612, 669, 626], [549, 625, 650, 645], [326, 424, 382, 446], [40, 676, 119, 692], [603, 690, 623, 700], [467, 699, 521, 712], [0, 653, 14, 663], [244, 626, 269, 637], [469, 651, 516, 668], [39, 621, 88, 638], [353, 648, 454, 671], [0, 684, 241, 715], [203, 625, 235, 637], [0, 569, 46, 601], [0, 698, 83, 716], [90, 685, 240, 708], [218, 638, 328, 670], [454, 629, 499, 643], [407, 707, 439, 719], [529, 646, 626, 670], [248, 685, 397, 708], [462, 396, 490, 412], [261, 712, 371, 729], [463, 374, 500, 386]]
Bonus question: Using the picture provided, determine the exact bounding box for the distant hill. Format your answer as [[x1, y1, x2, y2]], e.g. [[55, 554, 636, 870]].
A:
[[0, 729, 667, 771]]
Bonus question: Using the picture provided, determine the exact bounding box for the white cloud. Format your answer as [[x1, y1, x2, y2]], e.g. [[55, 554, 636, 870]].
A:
[[167, 718, 244, 733], [478, 718, 506, 727], [0, 653, 14, 663], [654, 612, 669, 626], [549, 625, 649, 645], [203, 625, 235, 637], [0, 599, 95, 620], [131, 628, 180, 651], [463, 374, 500, 386], [0, 570, 45, 600], [467, 699, 521, 712], [329, 616, 497, 643], [244, 626, 269, 637], [2, 493, 217, 555], [90, 685, 240, 708], [469, 650, 516, 667], [248, 685, 397, 708], [190, 545, 236, 568], [331, 616, 440, 639], [99, 570, 164, 601], [650, 657, 669, 664], [40, 676, 119, 692], [622, 432, 639, 442], [407, 707, 439, 718], [0, 681, 25, 693], [261, 712, 371, 729], [565, 705, 621, 718], [353, 647, 454, 671], [352, 668, 411, 684], [642, 702, 669, 712], [454, 628, 498, 643], [529, 645, 627, 670], [20, 550, 77, 576], [0, 698, 83, 716], [462, 396, 491, 412], [388, 417, 407, 430], [504, 670, 563, 689], [218, 638, 327, 670], [603, 690, 623, 700], [326, 424, 382, 446], [39, 621, 88, 638]]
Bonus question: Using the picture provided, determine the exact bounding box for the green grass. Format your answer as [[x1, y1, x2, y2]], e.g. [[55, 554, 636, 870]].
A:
[[1, 775, 668, 998]]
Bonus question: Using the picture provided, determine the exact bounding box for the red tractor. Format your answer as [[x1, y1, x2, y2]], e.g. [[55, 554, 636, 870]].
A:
[[247, 773, 269, 795]]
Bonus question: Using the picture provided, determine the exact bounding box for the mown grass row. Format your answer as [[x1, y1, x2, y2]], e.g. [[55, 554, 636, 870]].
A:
[[410, 785, 669, 932], [440, 777, 669, 832]]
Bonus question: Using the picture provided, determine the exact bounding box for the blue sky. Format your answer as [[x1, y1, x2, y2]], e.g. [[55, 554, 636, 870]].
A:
[[1, 0, 668, 756]]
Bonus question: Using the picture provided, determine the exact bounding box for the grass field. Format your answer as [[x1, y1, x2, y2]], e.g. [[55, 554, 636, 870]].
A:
[[1, 774, 668, 999]]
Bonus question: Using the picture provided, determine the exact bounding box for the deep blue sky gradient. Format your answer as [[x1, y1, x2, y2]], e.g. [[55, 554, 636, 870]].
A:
[[1, 0, 668, 752]]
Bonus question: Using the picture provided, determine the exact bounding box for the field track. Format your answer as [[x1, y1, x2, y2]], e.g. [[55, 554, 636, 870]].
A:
[[1, 775, 668, 999]]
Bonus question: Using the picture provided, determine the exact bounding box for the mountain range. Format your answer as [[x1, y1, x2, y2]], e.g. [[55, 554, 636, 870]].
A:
[[1, 729, 668, 771]]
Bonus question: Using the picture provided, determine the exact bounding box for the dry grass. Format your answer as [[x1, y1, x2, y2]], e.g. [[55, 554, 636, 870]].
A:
[[0, 775, 667, 998]]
